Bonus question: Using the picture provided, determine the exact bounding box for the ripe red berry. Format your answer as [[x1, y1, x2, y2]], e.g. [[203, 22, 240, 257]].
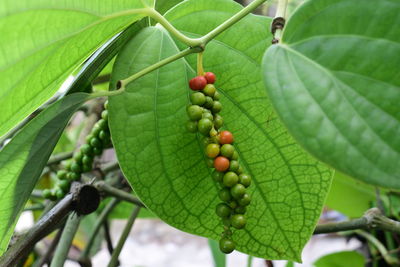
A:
[[204, 72, 216, 84], [219, 131, 234, 144], [214, 156, 230, 172], [189, 76, 207, 90]]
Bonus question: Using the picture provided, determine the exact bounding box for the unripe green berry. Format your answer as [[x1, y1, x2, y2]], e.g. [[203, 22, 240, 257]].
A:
[[239, 174, 251, 188], [101, 110, 108, 120], [229, 160, 239, 172], [55, 188, 65, 200], [216, 203, 232, 218], [218, 188, 232, 202], [57, 170, 68, 180], [203, 84, 216, 97], [190, 92, 206, 106], [214, 114, 223, 129], [187, 105, 203, 121], [213, 91, 221, 100], [212, 101, 222, 114], [220, 144, 235, 158], [86, 134, 95, 143], [42, 189, 52, 199], [223, 172, 238, 187], [82, 155, 93, 166], [219, 238, 236, 254], [90, 137, 102, 148], [197, 118, 213, 136], [204, 96, 214, 109], [222, 218, 231, 227], [186, 121, 198, 133], [97, 119, 108, 130], [212, 171, 224, 182], [93, 147, 102, 155], [99, 130, 110, 141], [64, 161, 72, 171], [71, 163, 81, 173], [202, 112, 213, 121], [228, 200, 238, 209], [231, 214, 246, 229], [235, 206, 247, 214], [68, 172, 80, 181], [206, 158, 214, 168], [73, 151, 83, 163], [82, 164, 92, 173], [238, 193, 251, 206], [104, 101, 108, 109], [230, 184, 246, 199], [81, 144, 92, 155], [58, 180, 70, 192], [91, 127, 101, 137], [237, 165, 244, 174], [206, 143, 220, 158], [231, 151, 239, 160]]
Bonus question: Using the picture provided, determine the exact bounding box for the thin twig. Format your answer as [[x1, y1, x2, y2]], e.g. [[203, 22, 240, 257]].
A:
[[94, 181, 143, 206], [50, 212, 81, 267], [33, 227, 64, 267], [47, 152, 73, 166], [107, 206, 141, 267]]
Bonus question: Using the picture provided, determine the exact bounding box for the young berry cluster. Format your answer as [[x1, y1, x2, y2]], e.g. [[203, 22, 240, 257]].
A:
[[186, 72, 252, 254], [43, 101, 111, 200]]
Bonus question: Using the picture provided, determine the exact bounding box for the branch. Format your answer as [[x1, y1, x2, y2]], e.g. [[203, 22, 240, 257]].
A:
[[314, 208, 400, 235], [94, 181, 144, 207], [50, 213, 81, 267], [47, 152, 73, 166]]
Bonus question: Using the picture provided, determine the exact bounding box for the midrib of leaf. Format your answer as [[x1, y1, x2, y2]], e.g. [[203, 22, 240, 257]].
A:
[[280, 44, 400, 160]]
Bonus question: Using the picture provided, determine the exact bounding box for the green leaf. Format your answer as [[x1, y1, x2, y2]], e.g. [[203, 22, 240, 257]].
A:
[[208, 239, 226, 267], [262, 0, 400, 188], [155, 0, 185, 14], [326, 172, 376, 218], [0, 93, 89, 255], [313, 251, 365, 267], [109, 0, 332, 261], [0, 0, 152, 138]]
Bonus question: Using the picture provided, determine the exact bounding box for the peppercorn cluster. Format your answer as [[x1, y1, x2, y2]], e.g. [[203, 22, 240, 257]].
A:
[[186, 72, 252, 254], [42, 101, 111, 200]]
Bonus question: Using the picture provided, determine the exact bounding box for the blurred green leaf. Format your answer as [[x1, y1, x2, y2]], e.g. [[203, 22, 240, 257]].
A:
[[314, 251, 365, 267]]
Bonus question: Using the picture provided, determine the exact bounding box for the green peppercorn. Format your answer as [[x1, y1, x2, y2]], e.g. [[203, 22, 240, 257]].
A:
[[212, 171, 224, 182], [238, 193, 251, 206], [101, 110, 108, 120], [190, 92, 206, 106], [229, 160, 239, 172], [186, 121, 198, 133], [90, 137, 102, 148], [213, 91, 221, 100], [55, 188, 65, 200], [203, 84, 216, 97], [58, 180, 70, 192], [216, 203, 232, 218], [222, 217, 231, 227], [223, 172, 238, 187], [239, 174, 251, 187], [57, 170, 68, 180], [212, 101, 222, 113], [68, 172, 80, 181], [237, 165, 244, 174], [202, 112, 213, 121], [214, 114, 223, 129], [91, 127, 101, 137], [82, 155, 93, 166], [42, 189, 52, 199], [64, 161, 72, 171], [93, 147, 102, 155], [97, 119, 108, 130], [86, 134, 95, 143], [186, 105, 203, 121], [231, 151, 239, 160], [231, 214, 246, 229], [220, 144, 235, 158], [82, 164, 92, 173], [197, 118, 213, 135], [228, 200, 238, 209], [81, 144, 92, 155], [206, 143, 220, 158], [99, 130, 110, 141], [71, 163, 81, 173], [201, 137, 211, 147], [219, 238, 236, 254], [204, 96, 214, 109], [230, 184, 246, 199], [73, 151, 83, 163], [218, 188, 232, 202], [104, 101, 108, 109], [235, 206, 246, 214]]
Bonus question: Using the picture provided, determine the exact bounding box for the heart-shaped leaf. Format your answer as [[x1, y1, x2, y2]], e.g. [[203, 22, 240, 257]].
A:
[[109, 0, 332, 261], [262, 0, 400, 188]]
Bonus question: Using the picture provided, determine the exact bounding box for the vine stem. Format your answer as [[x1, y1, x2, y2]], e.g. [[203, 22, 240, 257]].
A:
[[118, 47, 202, 89], [50, 213, 81, 267], [273, 0, 288, 42], [107, 206, 141, 267]]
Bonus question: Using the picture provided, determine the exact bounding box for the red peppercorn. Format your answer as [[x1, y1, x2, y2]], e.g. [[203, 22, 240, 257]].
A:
[[189, 76, 207, 90], [219, 131, 234, 144], [214, 156, 230, 172], [204, 72, 216, 84]]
